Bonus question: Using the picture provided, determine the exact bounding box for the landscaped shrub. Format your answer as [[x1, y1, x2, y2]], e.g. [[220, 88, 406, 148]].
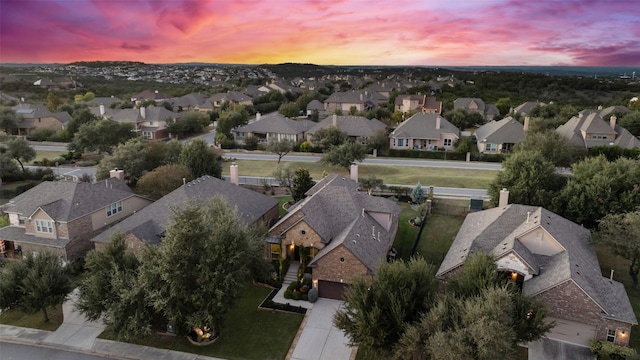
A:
[[299, 141, 311, 152], [27, 128, 55, 141], [244, 136, 259, 150], [590, 339, 637, 360], [308, 287, 319, 303]]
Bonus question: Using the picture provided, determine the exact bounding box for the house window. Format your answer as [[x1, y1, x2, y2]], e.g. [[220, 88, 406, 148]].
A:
[[301, 230, 306, 235], [35, 219, 53, 233], [443, 138, 452, 147], [106, 201, 123, 217], [486, 143, 498, 152], [340, 257, 345, 263], [18, 216, 25, 225], [270, 244, 281, 259], [142, 131, 153, 139], [398, 139, 404, 147], [607, 329, 616, 342]]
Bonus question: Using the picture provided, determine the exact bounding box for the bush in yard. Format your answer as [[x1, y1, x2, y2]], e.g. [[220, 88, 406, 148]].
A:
[[308, 287, 319, 303], [590, 339, 637, 360]]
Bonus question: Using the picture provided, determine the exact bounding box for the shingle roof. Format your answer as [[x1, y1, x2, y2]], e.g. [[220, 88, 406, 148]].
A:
[[131, 90, 171, 101], [3, 178, 136, 222], [454, 98, 485, 111], [306, 100, 324, 111], [109, 107, 181, 123], [91, 175, 278, 245], [513, 101, 546, 116], [556, 112, 638, 149], [437, 204, 638, 325], [167, 93, 209, 108], [474, 117, 524, 144], [307, 115, 386, 138], [209, 91, 253, 103], [12, 103, 54, 119], [390, 113, 459, 139], [274, 174, 400, 273], [234, 112, 315, 135], [0, 226, 70, 248]]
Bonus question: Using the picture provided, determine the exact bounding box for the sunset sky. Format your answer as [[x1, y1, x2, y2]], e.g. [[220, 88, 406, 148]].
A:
[[1, 0, 639, 66]]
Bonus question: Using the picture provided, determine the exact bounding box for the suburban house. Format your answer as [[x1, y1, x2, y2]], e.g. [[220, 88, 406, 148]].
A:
[[556, 110, 640, 150], [454, 97, 500, 120], [389, 113, 460, 151], [0, 172, 152, 261], [436, 192, 637, 347], [306, 114, 387, 145], [513, 101, 546, 117], [267, 174, 401, 299], [130, 90, 171, 104], [395, 95, 442, 114], [11, 103, 72, 135], [167, 92, 209, 111], [323, 90, 379, 113], [91, 174, 279, 253], [33, 77, 76, 90], [232, 112, 315, 145], [474, 116, 527, 153], [205, 91, 253, 109], [306, 99, 325, 117], [93, 106, 183, 140]]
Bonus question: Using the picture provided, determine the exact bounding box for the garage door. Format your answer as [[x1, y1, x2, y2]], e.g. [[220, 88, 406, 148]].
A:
[[546, 317, 596, 346], [318, 280, 348, 300]]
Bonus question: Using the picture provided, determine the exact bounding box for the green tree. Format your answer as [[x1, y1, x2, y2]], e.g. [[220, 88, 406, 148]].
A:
[[70, 119, 135, 154], [0, 106, 18, 134], [311, 126, 347, 150], [273, 165, 295, 194], [5, 137, 36, 171], [136, 164, 193, 199], [320, 142, 367, 172], [0, 251, 72, 323], [139, 197, 267, 335], [216, 105, 249, 139], [618, 111, 640, 137], [166, 111, 209, 137], [443, 108, 484, 130], [596, 210, 640, 287], [46, 92, 64, 112], [513, 130, 585, 167], [0, 152, 20, 180], [96, 138, 148, 183], [495, 97, 512, 116], [488, 151, 565, 208], [454, 135, 473, 153], [266, 139, 294, 164], [359, 175, 384, 195], [67, 108, 98, 135], [556, 156, 640, 228], [291, 168, 314, 202], [411, 182, 425, 204], [334, 258, 438, 355], [179, 139, 222, 178], [278, 102, 300, 118]]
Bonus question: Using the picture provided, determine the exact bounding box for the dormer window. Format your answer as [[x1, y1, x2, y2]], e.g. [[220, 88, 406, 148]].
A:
[[35, 219, 53, 233], [18, 215, 25, 225], [106, 201, 123, 217]]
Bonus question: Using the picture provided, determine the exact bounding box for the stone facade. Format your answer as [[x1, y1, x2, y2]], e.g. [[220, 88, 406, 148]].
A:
[[312, 245, 371, 284]]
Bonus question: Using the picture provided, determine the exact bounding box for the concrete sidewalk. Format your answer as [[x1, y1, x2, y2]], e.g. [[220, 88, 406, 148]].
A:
[[44, 288, 105, 349]]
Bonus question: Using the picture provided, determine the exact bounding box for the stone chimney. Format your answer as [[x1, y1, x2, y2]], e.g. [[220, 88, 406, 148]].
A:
[[436, 116, 441, 129], [360, 93, 363, 101], [256, 112, 261, 121], [499, 188, 509, 208], [597, 105, 603, 110], [230, 162, 239, 185], [350, 164, 358, 183], [610, 115, 617, 129], [109, 168, 125, 181], [99, 104, 105, 116], [332, 114, 338, 127], [140, 106, 146, 119], [524, 116, 530, 132]]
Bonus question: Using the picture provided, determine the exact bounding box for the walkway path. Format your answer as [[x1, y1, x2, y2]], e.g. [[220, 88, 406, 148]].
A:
[[44, 288, 105, 349]]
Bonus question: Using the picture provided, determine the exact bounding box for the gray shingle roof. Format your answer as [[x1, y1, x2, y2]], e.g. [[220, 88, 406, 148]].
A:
[[454, 98, 485, 111], [274, 174, 400, 273], [474, 117, 524, 144], [209, 91, 253, 103], [390, 113, 459, 139], [91, 175, 278, 245], [234, 112, 315, 135], [556, 112, 638, 149], [437, 204, 637, 325], [307, 115, 386, 138], [167, 93, 209, 108], [3, 179, 136, 222], [513, 101, 546, 116], [306, 100, 324, 111], [0, 225, 70, 248]]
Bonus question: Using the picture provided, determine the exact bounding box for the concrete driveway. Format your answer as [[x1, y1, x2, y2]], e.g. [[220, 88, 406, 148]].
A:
[[528, 338, 595, 360], [290, 299, 355, 360]]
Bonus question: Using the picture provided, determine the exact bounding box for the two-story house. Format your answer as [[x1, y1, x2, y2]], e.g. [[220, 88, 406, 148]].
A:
[[454, 98, 500, 121], [93, 106, 183, 140], [556, 110, 640, 150], [0, 171, 152, 262]]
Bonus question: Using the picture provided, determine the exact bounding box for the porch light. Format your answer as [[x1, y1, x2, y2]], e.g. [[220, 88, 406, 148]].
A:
[[511, 271, 518, 282], [312, 279, 318, 288], [620, 330, 627, 336], [289, 243, 295, 250]]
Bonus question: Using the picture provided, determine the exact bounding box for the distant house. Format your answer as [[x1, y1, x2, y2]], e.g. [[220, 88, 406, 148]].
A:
[[395, 95, 442, 114], [268, 174, 401, 299], [513, 101, 546, 117], [130, 90, 171, 104], [232, 112, 315, 145], [11, 103, 71, 135], [389, 113, 459, 151], [33, 77, 76, 90], [205, 91, 253, 109], [306, 114, 387, 145], [437, 197, 638, 347], [323, 90, 378, 113], [92, 175, 279, 254], [167, 92, 209, 111], [556, 110, 640, 150], [306, 99, 325, 117], [93, 106, 183, 140], [454, 97, 499, 120], [474, 116, 526, 153], [0, 172, 152, 261]]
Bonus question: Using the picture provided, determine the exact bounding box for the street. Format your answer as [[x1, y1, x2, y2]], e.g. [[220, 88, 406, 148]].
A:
[[0, 341, 115, 360]]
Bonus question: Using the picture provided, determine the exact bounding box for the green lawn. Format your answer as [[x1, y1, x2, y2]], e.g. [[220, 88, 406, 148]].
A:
[[32, 150, 66, 164], [222, 159, 496, 189], [275, 195, 293, 217], [0, 304, 63, 331], [100, 282, 303, 360]]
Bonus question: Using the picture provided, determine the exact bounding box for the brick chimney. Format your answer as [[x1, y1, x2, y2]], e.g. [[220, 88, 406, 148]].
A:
[[109, 168, 125, 181], [230, 162, 239, 185], [524, 116, 530, 131], [610, 115, 617, 129], [350, 164, 358, 182], [256, 112, 261, 121], [499, 188, 509, 208]]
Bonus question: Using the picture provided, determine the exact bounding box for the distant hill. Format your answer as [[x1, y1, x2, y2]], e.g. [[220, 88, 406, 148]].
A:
[[68, 61, 147, 68], [259, 63, 338, 78]]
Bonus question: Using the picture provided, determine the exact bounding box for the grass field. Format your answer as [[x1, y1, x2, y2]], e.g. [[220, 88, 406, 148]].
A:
[[100, 282, 303, 360], [32, 150, 66, 164], [221, 159, 496, 189], [0, 304, 63, 331]]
